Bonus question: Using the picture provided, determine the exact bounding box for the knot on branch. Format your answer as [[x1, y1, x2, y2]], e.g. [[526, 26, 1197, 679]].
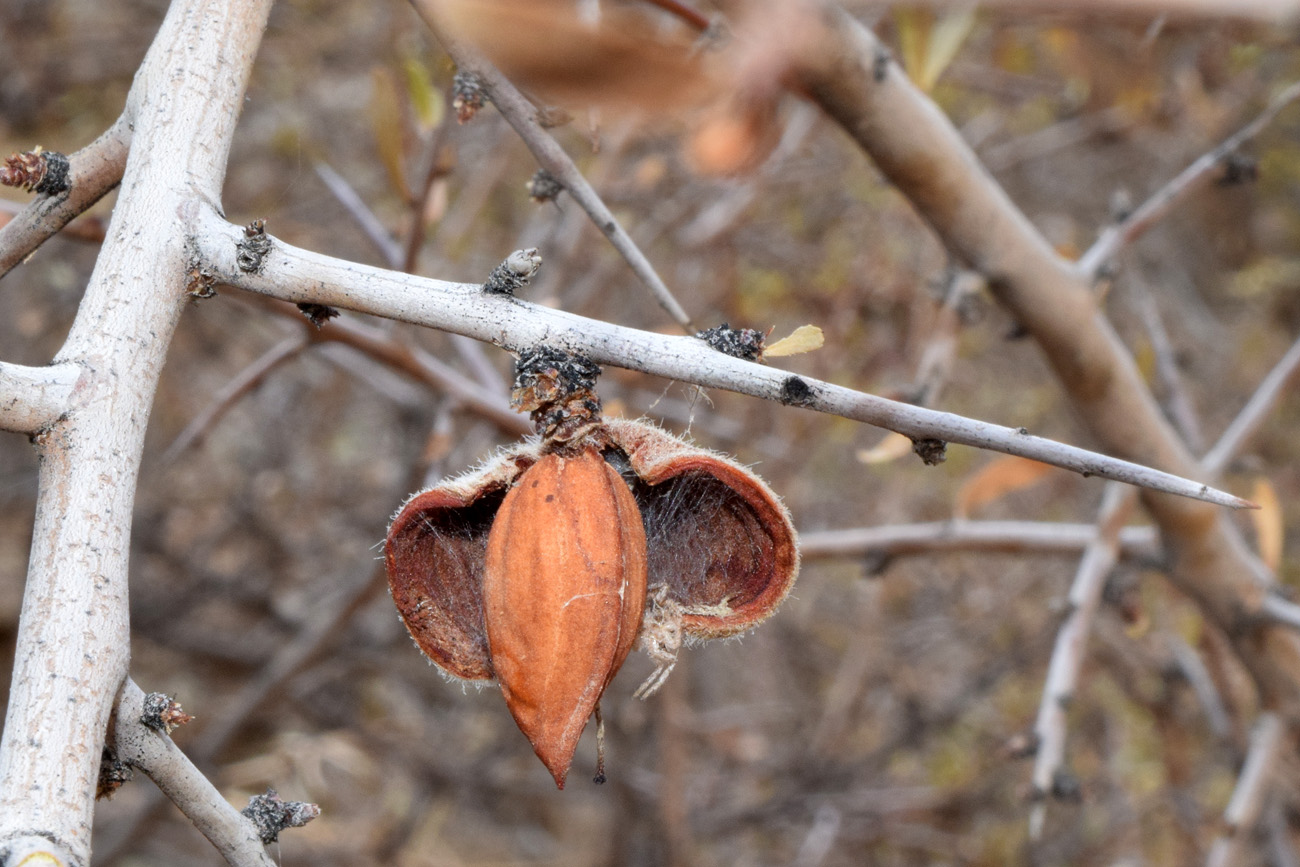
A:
[[242, 789, 321, 844], [297, 303, 339, 328], [778, 375, 816, 407], [96, 747, 134, 800]]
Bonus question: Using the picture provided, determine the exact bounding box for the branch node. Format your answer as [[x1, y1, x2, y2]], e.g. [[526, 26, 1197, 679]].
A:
[[483, 247, 542, 296], [236, 219, 272, 273], [241, 788, 321, 844], [185, 258, 218, 299], [511, 345, 603, 445]]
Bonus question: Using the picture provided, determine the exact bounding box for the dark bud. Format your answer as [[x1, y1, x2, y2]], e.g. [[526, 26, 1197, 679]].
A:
[[96, 747, 134, 800], [185, 261, 218, 299], [453, 71, 488, 124], [483, 248, 542, 296], [1218, 153, 1258, 186], [697, 323, 765, 362], [297, 303, 339, 328], [910, 437, 947, 466], [512, 345, 603, 444], [242, 789, 321, 844], [1050, 768, 1083, 802], [0, 148, 70, 195], [140, 692, 194, 734], [779, 375, 815, 407], [527, 169, 564, 203], [237, 219, 272, 274]]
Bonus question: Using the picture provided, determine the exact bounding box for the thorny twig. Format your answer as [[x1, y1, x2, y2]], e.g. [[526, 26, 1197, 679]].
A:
[[195, 207, 1254, 509]]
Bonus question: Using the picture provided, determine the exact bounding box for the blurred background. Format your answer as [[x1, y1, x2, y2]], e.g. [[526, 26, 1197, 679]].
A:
[[3, 1, 1300, 864]]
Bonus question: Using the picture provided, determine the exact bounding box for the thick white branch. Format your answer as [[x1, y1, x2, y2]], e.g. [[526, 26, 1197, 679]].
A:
[[0, 1, 273, 862], [0, 362, 79, 435], [112, 680, 279, 867], [192, 208, 1252, 510]]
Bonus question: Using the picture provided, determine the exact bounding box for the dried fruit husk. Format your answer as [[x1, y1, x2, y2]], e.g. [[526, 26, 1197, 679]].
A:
[[384, 419, 799, 784], [603, 418, 799, 638], [483, 448, 647, 788]]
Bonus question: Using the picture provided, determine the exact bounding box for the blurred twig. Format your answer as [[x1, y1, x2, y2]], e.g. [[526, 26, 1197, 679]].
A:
[[314, 162, 405, 267], [1133, 275, 1204, 453], [160, 336, 310, 465], [1205, 713, 1285, 867], [1027, 483, 1136, 840], [414, 1, 696, 330], [797, 520, 1159, 562], [1202, 331, 1300, 478]]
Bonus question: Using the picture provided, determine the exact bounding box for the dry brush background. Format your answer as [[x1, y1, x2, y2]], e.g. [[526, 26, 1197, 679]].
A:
[[4, 1, 1300, 864]]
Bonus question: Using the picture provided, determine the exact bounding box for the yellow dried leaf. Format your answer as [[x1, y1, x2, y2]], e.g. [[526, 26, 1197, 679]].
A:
[[895, 6, 977, 93], [919, 7, 977, 92], [764, 325, 824, 358], [1251, 477, 1284, 572], [370, 67, 409, 202], [857, 431, 913, 465], [955, 455, 1055, 519]]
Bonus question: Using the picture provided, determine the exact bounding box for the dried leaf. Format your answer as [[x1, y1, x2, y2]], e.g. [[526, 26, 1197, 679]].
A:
[[370, 67, 410, 203], [895, 6, 976, 93], [955, 455, 1055, 519], [919, 7, 977, 92], [1251, 477, 1284, 572], [402, 56, 443, 132], [764, 324, 825, 358], [856, 431, 913, 465]]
